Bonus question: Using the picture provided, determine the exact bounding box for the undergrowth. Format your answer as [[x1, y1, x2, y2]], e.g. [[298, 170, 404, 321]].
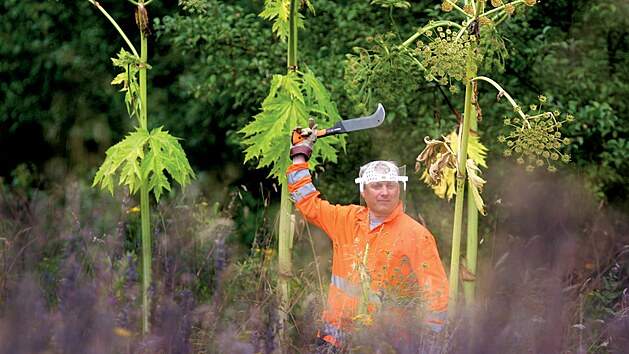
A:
[[0, 166, 627, 353]]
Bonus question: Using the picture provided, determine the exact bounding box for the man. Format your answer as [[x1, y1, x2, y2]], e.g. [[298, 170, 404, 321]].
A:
[[286, 119, 449, 351]]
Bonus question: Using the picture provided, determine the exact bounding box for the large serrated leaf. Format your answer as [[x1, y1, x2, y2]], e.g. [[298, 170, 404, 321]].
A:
[[93, 128, 150, 195], [93, 127, 195, 201], [258, 0, 291, 42], [240, 69, 345, 183], [144, 127, 196, 201]]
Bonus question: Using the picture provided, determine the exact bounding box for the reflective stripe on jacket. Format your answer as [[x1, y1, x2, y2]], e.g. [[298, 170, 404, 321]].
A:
[[287, 162, 449, 345]]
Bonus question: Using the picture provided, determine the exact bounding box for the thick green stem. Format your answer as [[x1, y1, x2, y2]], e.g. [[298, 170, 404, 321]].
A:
[[287, 0, 298, 69], [276, 1, 299, 350], [448, 39, 476, 317], [138, 1, 150, 334], [277, 184, 294, 351], [463, 110, 479, 306], [447, 78, 473, 319], [140, 179, 151, 334]]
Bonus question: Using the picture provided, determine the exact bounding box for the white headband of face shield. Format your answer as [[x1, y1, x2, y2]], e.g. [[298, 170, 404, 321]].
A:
[[354, 161, 408, 192]]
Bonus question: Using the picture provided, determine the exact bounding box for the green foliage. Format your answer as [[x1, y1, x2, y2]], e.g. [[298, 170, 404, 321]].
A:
[[259, 0, 312, 43], [93, 127, 195, 201], [345, 33, 425, 115], [498, 0, 629, 202], [110, 49, 151, 120], [371, 0, 411, 9], [239, 70, 345, 182]]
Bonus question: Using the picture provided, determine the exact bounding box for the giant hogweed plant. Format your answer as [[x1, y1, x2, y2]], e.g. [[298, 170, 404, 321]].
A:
[[89, 0, 195, 334], [238, 0, 345, 348], [345, 0, 572, 318]]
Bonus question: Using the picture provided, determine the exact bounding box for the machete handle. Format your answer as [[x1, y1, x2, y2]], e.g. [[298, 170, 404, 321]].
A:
[[291, 129, 328, 145]]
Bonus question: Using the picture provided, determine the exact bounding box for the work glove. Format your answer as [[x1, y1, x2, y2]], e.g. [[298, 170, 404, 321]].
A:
[[290, 118, 318, 161]]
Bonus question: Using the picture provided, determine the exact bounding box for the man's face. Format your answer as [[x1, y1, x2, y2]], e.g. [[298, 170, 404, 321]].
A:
[[361, 181, 400, 218]]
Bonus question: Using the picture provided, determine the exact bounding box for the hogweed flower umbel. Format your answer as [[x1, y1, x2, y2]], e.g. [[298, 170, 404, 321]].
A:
[[498, 95, 572, 173]]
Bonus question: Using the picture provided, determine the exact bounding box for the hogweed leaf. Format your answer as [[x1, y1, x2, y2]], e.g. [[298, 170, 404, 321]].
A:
[[144, 127, 196, 201], [278, 73, 305, 103], [239, 70, 344, 183], [416, 135, 456, 185], [93, 127, 195, 201], [93, 127, 150, 195], [416, 129, 488, 201], [259, 0, 306, 42], [466, 159, 486, 215]]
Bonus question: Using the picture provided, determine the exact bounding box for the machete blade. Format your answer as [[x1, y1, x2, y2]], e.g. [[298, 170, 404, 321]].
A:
[[291, 103, 386, 144], [322, 103, 386, 137]]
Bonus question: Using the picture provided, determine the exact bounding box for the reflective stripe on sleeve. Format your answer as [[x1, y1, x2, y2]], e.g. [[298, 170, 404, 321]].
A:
[[426, 311, 447, 332], [287, 169, 310, 185], [330, 274, 381, 303], [290, 182, 316, 202], [320, 322, 348, 345]]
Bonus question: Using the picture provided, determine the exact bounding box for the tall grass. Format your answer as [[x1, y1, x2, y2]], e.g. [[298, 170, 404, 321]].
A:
[[0, 163, 627, 352]]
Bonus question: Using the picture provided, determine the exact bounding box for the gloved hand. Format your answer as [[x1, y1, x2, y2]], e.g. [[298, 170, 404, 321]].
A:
[[290, 118, 318, 161]]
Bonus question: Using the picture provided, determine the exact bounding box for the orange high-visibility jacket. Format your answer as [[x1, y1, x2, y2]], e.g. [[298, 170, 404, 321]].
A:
[[287, 162, 449, 346]]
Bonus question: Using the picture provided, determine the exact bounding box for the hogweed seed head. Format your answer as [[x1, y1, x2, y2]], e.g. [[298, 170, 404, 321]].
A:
[[499, 98, 573, 173]]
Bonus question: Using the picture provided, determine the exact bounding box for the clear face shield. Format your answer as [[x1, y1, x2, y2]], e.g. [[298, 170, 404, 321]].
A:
[[354, 161, 408, 211]]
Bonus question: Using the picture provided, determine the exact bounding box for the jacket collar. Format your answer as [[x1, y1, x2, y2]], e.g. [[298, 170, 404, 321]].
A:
[[357, 202, 403, 224]]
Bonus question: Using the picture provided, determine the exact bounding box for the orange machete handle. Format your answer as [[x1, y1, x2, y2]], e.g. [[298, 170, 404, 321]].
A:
[[291, 129, 327, 145]]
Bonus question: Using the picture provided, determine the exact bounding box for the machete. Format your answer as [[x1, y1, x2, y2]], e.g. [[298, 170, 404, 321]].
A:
[[291, 103, 386, 144]]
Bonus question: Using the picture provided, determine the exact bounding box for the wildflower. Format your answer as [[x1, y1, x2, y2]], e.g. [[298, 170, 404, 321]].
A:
[[125, 205, 140, 214], [561, 154, 571, 163], [479, 16, 492, 26], [114, 327, 133, 337]]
